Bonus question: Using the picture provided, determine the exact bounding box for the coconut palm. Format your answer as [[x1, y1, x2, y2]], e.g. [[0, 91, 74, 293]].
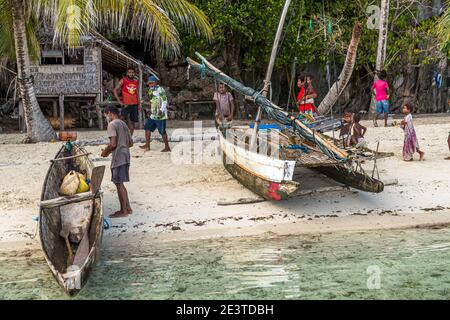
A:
[[1, 0, 213, 142], [317, 23, 363, 116], [437, 0, 450, 56]]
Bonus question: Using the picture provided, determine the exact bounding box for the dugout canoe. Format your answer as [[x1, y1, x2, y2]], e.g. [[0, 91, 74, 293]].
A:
[[39, 143, 103, 296]]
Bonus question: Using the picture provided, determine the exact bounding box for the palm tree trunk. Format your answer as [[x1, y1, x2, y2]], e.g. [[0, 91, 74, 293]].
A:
[[9, 0, 57, 142], [369, 0, 390, 115], [376, 0, 390, 74], [317, 22, 363, 116]]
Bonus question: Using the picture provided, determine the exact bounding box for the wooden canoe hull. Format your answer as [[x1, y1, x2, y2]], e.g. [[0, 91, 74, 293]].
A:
[[218, 126, 299, 200], [39, 144, 103, 296], [217, 124, 385, 199], [222, 153, 300, 200]]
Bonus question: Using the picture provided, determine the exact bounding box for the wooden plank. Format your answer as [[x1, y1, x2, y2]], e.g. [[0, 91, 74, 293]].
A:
[[217, 186, 351, 206], [218, 197, 266, 206], [72, 167, 104, 267], [50, 153, 91, 163], [383, 178, 398, 186], [72, 226, 89, 267], [90, 166, 105, 194], [40, 191, 102, 209], [53, 101, 58, 118]]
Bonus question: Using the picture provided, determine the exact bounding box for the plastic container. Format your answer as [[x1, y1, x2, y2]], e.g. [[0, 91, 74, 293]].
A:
[[59, 171, 80, 196], [76, 173, 90, 193]]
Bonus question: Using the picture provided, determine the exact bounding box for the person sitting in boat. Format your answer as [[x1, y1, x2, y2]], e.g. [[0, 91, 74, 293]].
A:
[[296, 74, 317, 114], [214, 83, 235, 124], [350, 113, 367, 148]]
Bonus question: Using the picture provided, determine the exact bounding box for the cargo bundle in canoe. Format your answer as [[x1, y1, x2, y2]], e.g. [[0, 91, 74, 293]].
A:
[[39, 143, 104, 296]]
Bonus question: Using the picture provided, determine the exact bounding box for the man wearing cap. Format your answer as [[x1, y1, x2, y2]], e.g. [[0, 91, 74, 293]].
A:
[[140, 76, 171, 152], [113, 67, 140, 136]]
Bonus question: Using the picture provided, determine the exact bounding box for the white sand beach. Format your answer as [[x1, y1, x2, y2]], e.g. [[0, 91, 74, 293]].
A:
[[0, 114, 449, 251]]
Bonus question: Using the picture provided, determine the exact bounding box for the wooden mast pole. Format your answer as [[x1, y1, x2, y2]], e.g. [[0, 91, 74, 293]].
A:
[[249, 0, 292, 151]]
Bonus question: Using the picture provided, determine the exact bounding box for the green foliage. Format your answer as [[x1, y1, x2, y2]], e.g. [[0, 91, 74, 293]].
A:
[[437, 0, 450, 57], [0, 0, 212, 61], [181, 0, 441, 76], [0, 0, 40, 61]]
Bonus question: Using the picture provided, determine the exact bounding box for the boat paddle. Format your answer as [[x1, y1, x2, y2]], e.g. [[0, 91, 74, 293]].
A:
[[72, 165, 105, 268]]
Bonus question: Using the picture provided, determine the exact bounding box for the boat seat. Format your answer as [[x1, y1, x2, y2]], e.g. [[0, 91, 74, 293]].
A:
[[40, 191, 102, 209]]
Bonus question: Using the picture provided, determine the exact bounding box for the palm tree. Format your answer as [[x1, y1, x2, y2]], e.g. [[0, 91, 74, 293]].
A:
[[1, 0, 213, 142], [437, 0, 450, 56], [317, 22, 363, 115], [2, 0, 56, 142]]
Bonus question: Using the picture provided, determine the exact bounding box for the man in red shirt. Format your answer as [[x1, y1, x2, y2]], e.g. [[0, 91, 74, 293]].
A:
[[114, 67, 140, 136]]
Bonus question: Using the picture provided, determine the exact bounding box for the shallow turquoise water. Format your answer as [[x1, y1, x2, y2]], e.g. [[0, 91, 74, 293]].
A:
[[1, 227, 450, 300]]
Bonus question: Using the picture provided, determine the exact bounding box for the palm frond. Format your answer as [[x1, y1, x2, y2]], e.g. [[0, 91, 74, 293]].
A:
[[6, 0, 212, 59], [94, 0, 181, 58], [0, 0, 15, 60], [437, 0, 450, 56], [26, 18, 41, 61], [33, 0, 97, 48], [154, 0, 213, 40], [0, 0, 40, 62]]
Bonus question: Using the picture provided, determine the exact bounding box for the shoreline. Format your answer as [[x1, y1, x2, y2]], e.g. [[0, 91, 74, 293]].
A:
[[1, 114, 450, 253], [2, 210, 450, 253]]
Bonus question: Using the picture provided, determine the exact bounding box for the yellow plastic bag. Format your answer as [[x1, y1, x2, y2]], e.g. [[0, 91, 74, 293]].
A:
[[59, 171, 80, 196], [76, 173, 89, 193]]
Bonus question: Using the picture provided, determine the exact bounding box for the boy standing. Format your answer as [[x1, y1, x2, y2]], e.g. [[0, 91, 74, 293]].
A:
[[101, 105, 133, 218], [214, 83, 235, 123], [371, 70, 390, 127], [140, 75, 171, 152], [114, 67, 140, 136]]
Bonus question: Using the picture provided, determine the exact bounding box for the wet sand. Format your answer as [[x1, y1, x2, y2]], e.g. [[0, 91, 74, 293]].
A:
[[0, 115, 449, 251]]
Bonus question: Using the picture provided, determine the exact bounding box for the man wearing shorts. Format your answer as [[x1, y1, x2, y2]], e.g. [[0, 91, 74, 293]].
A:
[[102, 105, 133, 218], [371, 70, 390, 127], [114, 67, 140, 136], [140, 75, 171, 152]]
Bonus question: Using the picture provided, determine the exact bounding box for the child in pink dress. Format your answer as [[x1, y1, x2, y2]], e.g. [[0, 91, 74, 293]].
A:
[[401, 102, 424, 161]]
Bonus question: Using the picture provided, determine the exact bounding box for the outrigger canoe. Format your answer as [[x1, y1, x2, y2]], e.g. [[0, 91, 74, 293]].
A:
[[39, 143, 104, 296], [189, 54, 392, 201]]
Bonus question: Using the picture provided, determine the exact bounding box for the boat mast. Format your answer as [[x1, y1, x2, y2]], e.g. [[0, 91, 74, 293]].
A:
[[249, 0, 292, 151]]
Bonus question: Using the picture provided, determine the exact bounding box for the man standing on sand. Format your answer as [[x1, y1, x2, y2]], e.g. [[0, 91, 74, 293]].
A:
[[140, 75, 171, 152], [113, 67, 140, 136], [214, 83, 235, 124], [102, 105, 133, 218], [371, 70, 390, 127]]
